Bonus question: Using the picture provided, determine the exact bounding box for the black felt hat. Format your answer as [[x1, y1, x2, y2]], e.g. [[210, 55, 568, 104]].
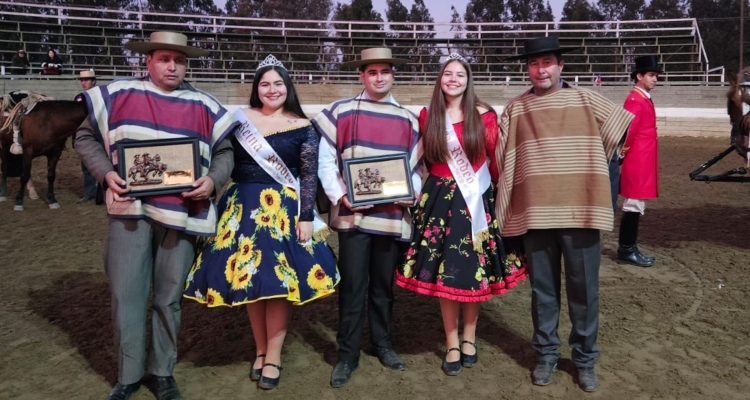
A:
[[631, 55, 663, 79], [507, 36, 579, 61]]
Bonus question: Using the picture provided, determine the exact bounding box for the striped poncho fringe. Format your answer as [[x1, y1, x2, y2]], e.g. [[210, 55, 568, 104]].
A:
[[84, 77, 237, 236], [313, 97, 422, 240], [495, 85, 634, 236]]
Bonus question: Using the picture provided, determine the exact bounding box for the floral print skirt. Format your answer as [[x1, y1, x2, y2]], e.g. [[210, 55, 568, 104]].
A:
[[395, 174, 526, 302], [184, 182, 339, 307]]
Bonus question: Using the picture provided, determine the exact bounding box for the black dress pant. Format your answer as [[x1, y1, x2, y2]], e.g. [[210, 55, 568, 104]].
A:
[[336, 230, 402, 364], [608, 154, 620, 214], [523, 228, 601, 368]]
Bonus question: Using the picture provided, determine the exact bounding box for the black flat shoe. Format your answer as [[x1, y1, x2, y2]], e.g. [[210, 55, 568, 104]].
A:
[[249, 354, 266, 382], [258, 363, 282, 390], [330, 361, 357, 388], [144, 375, 180, 400], [106, 381, 141, 400], [375, 347, 406, 370], [442, 348, 461, 376], [460, 340, 478, 368]]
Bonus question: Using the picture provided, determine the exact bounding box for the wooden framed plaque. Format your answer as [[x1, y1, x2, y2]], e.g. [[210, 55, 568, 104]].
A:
[[117, 137, 200, 197], [342, 153, 414, 207]]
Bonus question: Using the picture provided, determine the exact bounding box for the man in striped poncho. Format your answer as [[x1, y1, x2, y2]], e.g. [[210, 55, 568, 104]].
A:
[[75, 32, 238, 400], [313, 47, 422, 388], [497, 36, 634, 393]]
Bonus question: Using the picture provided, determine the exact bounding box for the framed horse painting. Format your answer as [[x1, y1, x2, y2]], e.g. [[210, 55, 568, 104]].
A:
[[116, 137, 201, 197], [342, 152, 413, 207]]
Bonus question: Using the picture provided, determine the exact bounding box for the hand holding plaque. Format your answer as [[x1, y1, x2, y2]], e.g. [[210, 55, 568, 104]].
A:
[[117, 137, 201, 197], [342, 153, 414, 207]]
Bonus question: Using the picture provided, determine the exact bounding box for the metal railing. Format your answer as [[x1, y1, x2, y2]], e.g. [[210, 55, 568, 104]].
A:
[[0, 1, 715, 83]]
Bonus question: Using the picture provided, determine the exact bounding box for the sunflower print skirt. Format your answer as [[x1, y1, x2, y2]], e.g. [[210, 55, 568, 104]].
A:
[[395, 174, 527, 303], [184, 182, 339, 306]]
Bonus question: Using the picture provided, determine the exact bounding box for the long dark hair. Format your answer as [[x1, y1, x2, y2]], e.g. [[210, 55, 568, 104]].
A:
[[249, 65, 307, 119], [423, 59, 493, 164]]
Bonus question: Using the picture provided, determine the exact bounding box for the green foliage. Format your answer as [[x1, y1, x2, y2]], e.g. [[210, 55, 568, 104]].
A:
[[333, 0, 385, 66], [506, 0, 555, 23], [644, 0, 688, 19], [689, 0, 749, 72], [595, 0, 645, 21]]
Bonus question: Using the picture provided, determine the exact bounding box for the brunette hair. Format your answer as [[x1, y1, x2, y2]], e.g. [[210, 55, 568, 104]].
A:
[[250, 65, 307, 118], [423, 59, 493, 164]]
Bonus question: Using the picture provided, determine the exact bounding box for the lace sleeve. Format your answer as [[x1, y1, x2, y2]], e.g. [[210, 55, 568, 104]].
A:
[[299, 125, 320, 221]]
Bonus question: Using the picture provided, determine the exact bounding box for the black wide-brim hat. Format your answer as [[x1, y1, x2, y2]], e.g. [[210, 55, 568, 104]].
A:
[[630, 55, 663, 79], [507, 36, 579, 61]]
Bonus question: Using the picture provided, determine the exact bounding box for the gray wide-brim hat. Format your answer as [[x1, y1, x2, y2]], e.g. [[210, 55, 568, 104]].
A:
[[125, 31, 209, 58], [342, 47, 410, 69], [507, 36, 579, 61], [78, 70, 96, 79]]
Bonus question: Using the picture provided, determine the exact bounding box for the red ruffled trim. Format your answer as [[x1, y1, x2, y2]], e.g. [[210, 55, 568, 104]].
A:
[[395, 269, 527, 303]]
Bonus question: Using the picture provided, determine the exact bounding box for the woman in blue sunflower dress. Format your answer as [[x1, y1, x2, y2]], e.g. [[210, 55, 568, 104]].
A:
[[184, 55, 339, 389]]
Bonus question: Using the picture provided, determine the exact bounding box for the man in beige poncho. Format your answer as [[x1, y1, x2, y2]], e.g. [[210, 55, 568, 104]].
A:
[[496, 36, 633, 392]]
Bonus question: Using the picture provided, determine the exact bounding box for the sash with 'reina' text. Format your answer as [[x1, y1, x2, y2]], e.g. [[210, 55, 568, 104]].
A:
[[233, 108, 329, 243], [445, 113, 492, 251]]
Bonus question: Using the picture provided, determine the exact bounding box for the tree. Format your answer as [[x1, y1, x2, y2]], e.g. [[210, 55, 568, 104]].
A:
[[506, 0, 555, 23], [560, 0, 604, 75], [449, 5, 464, 39], [560, 0, 603, 30], [595, 0, 645, 22], [228, 0, 333, 72], [464, 0, 509, 71], [447, 5, 472, 63], [644, 0, 688, 19], [333, 0, 385, 66], [407, 0, 441, 75], [689, 0, 748, 72], [385, 0, 409, 38]]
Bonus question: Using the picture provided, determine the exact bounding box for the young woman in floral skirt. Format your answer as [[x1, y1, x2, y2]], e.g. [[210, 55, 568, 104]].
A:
[[395, 54, 526, 376]]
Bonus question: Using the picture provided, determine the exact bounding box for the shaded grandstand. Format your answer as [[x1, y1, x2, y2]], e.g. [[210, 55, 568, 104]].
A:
[[0, 1, 722, 84]]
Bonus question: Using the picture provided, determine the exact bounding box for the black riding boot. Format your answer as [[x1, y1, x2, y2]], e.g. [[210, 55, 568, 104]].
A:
[[617, 211, 654, 267]]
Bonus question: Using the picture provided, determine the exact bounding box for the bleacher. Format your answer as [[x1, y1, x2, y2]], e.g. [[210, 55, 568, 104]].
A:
[[0, 1, 721, 84]]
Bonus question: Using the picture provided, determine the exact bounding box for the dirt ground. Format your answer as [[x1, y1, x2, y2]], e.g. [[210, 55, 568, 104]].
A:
[[1, 136, 749, 400]]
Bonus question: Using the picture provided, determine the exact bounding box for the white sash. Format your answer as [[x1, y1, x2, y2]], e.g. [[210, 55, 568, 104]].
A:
[[444, 113, 492, 251], [233, 109, 329, 243]]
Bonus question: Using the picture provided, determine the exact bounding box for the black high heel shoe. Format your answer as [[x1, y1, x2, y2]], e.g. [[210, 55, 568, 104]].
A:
[[258, 363, 283, 390], [249, 354, 266, 381], [461, 340, 478, 368], [442, 348, 461, 376]]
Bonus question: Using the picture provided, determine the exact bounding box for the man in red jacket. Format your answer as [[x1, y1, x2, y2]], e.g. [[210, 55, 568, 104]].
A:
[[618, 55, 661, 267]]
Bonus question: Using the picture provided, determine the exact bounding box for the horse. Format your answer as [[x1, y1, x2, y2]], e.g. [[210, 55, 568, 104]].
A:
[[1, 91, 46, 200], [727, 67, 750, 157], [689, 67, 750, 182], [0, 100, 88, 210]]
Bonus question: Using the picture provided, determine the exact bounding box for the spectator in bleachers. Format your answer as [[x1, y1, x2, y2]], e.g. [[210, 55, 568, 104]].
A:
[[10, 49, 30, 75], [40, 49, 63, 75]]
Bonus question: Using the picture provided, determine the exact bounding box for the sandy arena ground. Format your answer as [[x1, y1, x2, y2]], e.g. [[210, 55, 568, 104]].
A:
[[1, 136, 749, 400]]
